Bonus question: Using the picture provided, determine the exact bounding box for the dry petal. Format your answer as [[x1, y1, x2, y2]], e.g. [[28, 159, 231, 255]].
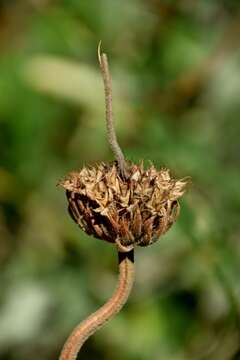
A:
[[59, 161, 189, 247]]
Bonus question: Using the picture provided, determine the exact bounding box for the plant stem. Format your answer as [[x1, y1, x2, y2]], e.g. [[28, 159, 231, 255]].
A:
[[98, 42, 128, 178], [59, 249, 135, 360]]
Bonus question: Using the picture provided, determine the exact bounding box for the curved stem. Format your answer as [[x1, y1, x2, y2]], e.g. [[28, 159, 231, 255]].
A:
[[59, 249, 135, 360], [98, 42, 128, 178]]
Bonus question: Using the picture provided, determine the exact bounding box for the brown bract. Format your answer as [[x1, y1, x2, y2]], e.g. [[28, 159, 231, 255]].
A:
[[59, 161, 188, 248]]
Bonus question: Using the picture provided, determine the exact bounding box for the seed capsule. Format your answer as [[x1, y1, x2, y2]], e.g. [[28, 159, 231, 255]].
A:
[[59, 161, 188, 248]]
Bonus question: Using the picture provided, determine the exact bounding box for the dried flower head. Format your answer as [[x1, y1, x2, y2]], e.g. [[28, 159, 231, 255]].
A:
[[58, 45, 190, 360], [59, 161, 188, 249]]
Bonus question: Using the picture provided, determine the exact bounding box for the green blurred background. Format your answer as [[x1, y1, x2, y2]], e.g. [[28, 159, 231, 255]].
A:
[[0, 1, 240, 359]]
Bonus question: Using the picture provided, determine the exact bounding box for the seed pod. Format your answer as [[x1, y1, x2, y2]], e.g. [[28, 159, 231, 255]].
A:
[[59, 161, 188, 248]]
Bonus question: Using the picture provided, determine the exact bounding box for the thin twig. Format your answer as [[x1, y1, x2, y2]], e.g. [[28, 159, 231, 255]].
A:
[[59, 249, 134, 360], [98, 41, 128, 178]]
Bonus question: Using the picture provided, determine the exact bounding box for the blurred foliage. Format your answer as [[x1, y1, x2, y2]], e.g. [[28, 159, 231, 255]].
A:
[[0, 1, 240, 359]]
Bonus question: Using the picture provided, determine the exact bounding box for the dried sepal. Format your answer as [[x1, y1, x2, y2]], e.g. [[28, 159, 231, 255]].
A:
[[59, 161, 188, 248]]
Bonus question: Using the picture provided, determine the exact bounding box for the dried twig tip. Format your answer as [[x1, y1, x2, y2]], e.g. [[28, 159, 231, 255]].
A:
[[97, 40, 102, 66], [97, 41, 128, 179]]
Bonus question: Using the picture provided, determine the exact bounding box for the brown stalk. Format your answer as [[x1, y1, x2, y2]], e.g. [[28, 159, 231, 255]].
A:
[[59, 45, 134, 359], [59, 250, 134, 360], [98, 41, 128, 179]]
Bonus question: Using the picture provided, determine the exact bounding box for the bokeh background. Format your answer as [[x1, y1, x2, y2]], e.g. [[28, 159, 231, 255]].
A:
[[0, 1, 240, 359]]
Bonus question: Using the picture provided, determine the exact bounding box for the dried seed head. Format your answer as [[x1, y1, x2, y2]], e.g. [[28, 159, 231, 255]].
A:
[[59, 161, 188, 248]]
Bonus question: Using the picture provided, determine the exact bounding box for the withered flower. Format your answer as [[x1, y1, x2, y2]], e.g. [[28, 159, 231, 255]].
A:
[[60, 161, 187, 249], [59, 43, 189, 360]]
